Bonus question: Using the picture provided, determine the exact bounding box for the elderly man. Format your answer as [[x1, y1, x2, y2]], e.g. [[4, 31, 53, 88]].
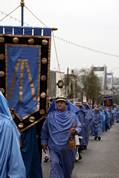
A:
[[41, 97, 81, 178], [0, 91, 26, 178]]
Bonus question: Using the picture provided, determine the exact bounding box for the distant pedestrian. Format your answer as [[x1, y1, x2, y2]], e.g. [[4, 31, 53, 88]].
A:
[[93, 107, 102, 141], [82, 103, 94, 149]]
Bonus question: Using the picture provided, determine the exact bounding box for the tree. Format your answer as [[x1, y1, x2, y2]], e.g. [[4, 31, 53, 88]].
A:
[[82, 69, 101, 106]]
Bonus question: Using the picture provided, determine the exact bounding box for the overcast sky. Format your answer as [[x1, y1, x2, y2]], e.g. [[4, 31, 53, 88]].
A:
[[1, 0, 119, 76]]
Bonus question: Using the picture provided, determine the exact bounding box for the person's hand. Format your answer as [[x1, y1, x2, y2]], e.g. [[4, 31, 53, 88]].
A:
[[69, 127, 76, 135], [42, 144, 48, 153]]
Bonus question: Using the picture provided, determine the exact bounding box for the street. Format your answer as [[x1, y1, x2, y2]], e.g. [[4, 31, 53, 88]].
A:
[[42, 123, 119, 178]]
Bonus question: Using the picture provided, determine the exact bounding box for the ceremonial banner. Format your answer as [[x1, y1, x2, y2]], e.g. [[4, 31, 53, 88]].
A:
[[103, 96, 113, 107], [0, 26, 52, 131], [6, 44, 40, 119]]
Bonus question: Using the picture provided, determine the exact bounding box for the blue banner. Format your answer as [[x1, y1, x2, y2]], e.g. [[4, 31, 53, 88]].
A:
[[6, 44, 41, 119]]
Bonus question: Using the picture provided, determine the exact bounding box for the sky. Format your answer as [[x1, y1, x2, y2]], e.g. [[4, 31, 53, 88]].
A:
[[1, 0, 119, 76]]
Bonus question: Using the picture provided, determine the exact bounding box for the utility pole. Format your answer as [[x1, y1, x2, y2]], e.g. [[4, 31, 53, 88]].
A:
[[20, 0, 24, 26], [103, 65, 107, 96]]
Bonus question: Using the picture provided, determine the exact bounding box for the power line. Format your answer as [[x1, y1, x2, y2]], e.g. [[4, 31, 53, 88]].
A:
[[1, 7, 119, 59], [52, 32, 63, 79], [54, 36, 119, 58], [20, 7, 119, 58], [0, 5, 20, 22]]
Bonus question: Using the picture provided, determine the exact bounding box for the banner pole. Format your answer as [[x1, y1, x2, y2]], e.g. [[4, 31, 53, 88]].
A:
[[20, 0, 24, 26]]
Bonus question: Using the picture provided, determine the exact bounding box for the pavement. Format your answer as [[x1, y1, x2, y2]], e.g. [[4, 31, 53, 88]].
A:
[[42, 123, 119, 178]]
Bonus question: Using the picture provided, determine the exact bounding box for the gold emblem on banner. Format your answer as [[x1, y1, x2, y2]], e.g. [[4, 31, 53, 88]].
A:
[[18, 122, 24, 129], [42, 39, 48, 45], [29, 116, 35, 123], [0, 54, 5, 60], [8, 59, 37, 102], [13, 37, 19, 44], [41, 92, 46, 98], [40, 109, 45, 115], [0, 37, 5, 43], [41, 75, 46, 81], [42, 58, 47, 64], [0, 71, 5, 77], [28, 38, 34, 44]]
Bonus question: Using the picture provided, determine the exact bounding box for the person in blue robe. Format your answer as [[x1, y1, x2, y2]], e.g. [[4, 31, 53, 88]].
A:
[[111, 107, 115, 126], [75, 102, 86, 156], [82, 103, 94, 149], [0, 91, 26, 178], [115, 106, 119, 123], [93, 107, 102, 141], [41, 97, 81, 178], [104, 107, 111, 131], [21, 122, 43, 178], [100, 108, 106, 133]]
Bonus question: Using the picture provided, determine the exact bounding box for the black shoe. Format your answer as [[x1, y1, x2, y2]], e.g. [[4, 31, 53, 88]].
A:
[[98, 137, 101, 141], [94, 136, 97, 140], [80, 145, 85, 151], [79, 154, 82, 160], [83, 145, 87, 150]]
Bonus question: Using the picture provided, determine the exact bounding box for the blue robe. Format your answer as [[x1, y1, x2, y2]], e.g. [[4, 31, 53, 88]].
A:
[[100, 110, 106, 133], [115, 108, 119, 123], [0, 91, 26, 178], [112, 108, 116, 125], [21, 125, 43, 178], [83, 104, 94, 147], [109, 109, 114, 126], [41, 101, 81, 178], [93, 111, 102, 137], [76, 107, 86, 146], [104, 109, 111, 130]]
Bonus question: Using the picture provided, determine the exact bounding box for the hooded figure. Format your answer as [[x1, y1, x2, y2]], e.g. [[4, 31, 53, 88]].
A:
[[93, 107, 102, 141], [82, 103, 94, 149], [75, 103, 86, 150], [41, 97, 81, 178], [0, 91, 26, 178]]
